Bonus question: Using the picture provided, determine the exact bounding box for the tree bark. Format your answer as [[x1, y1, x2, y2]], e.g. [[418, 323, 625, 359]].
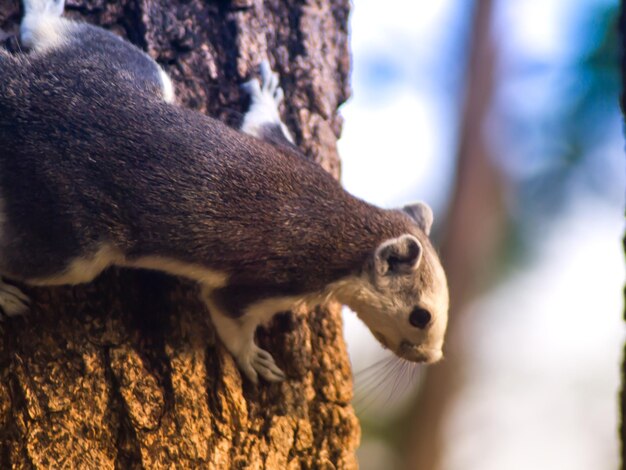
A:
[[0, 0, 359, 468]]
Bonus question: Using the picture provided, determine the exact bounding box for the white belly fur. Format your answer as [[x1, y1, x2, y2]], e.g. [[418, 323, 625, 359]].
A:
[[29, 244, 229, 288]]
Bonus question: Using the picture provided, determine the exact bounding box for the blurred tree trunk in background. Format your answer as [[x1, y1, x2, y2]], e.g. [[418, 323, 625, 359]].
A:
[[404, 0, 508, 468], [0, 0, 359, 468]]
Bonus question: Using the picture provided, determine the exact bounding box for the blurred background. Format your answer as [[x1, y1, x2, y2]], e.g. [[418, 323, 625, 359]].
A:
[[336, 0, 623, 469]]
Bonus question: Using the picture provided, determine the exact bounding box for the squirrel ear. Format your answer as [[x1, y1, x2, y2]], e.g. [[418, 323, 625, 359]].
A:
[[374, 235, 423, 276], [402, 202, 434, 236]]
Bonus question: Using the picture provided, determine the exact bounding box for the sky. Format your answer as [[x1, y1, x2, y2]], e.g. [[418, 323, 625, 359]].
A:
[[338, 0, 459, 211]]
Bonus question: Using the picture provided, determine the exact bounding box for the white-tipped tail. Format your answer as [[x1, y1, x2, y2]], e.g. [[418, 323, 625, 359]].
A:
[[241, 60, 294, 144], [23, 0, 65, 17], [20, 0, 69, 51]]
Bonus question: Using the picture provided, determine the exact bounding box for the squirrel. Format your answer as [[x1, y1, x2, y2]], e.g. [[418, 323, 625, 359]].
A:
[[0, 0, 449, 384]]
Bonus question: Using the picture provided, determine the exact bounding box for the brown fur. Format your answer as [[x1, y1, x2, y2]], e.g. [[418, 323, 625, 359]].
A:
[[0, 40, 421, 314]]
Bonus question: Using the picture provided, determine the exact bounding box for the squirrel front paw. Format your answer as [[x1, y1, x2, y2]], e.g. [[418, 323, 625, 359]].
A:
[[236, 343, 286, 384]]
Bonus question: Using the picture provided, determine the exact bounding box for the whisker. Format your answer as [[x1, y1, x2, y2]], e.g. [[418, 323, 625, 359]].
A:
[[385, 358, 405, 403], [402, 361, 416, 397], [353, 357, 399, 413], [387, 360, 406, 403], [381, 359, 407, 401], [354, 355, 394, 387], [353, 356, 428, 416], [400, 361, 421, 397], [355, 369, 392, 405], [356, 359, 407, 413], [354, 361, 396, 400], [354, 355, 393, 377]]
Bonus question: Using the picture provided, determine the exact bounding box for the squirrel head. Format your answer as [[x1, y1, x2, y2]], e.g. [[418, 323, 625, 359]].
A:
[[336, 202, 449, 364]]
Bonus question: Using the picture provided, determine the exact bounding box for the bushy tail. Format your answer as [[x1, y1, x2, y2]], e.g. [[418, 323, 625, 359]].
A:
[[23, 0, 65, 17], [20, 0, 68, 51]]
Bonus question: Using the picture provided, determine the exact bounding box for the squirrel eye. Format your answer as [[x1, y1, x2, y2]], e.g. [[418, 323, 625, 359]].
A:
[[409, 308, 431, 329]]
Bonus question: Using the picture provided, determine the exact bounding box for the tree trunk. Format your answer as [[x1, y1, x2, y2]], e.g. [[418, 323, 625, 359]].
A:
[[0, 0, 359, 468]]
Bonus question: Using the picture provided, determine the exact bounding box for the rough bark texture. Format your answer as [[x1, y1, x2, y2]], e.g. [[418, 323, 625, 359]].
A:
[[0, 0, 359, 468]]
